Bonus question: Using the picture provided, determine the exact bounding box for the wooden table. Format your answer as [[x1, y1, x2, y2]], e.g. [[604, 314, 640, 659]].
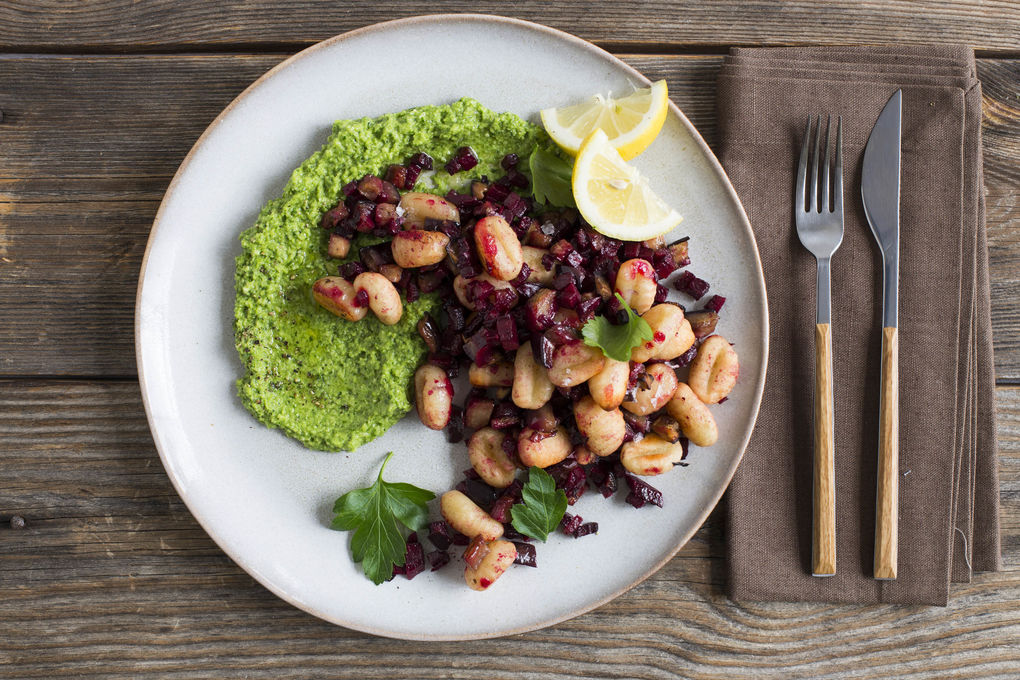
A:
[[2, 3, 1018, 677]]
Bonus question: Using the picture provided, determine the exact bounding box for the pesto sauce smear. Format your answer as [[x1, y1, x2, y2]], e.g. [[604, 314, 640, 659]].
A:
[[234, 98, 555, 451]]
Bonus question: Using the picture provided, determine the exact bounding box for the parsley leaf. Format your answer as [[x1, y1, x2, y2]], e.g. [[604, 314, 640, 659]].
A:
[[510, 466, 569, 541], [529, 147, 576, 208], [331, 452, 435, 585], [581, 293, 654, 362]]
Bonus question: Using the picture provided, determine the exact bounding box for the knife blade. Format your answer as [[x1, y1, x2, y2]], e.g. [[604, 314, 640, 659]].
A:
[[861, 89, 901, 581]]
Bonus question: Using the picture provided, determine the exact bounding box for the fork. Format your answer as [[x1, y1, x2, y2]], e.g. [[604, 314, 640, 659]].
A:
[[795, 115, 844, 577]]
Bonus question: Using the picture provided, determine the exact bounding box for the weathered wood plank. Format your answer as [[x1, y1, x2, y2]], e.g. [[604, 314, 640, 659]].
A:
[[0, 380, 1018, 678], [0, 55, 1017, 377], [0, 2, 1018, 54]]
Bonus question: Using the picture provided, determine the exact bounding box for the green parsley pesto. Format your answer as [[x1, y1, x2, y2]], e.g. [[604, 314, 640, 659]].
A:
[[234, 98, 555, 451]]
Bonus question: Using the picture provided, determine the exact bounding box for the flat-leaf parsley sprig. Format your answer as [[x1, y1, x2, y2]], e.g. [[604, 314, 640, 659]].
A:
[[510, 466, 569, 542], [331, 452, 435, 584], [581, 293, 654, 362]]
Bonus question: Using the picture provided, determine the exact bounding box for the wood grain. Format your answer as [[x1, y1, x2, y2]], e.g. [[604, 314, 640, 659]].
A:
[[0, 2, 1018, 53], [0, 379, 1017, 678], [0, 55, 1017, 378], [812, 323, 836, 577], [874, 326, 899, 580]]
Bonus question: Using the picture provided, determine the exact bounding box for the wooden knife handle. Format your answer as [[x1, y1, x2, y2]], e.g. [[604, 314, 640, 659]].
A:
[[812, 323, 837, 577], [874, 326, 899, 580]]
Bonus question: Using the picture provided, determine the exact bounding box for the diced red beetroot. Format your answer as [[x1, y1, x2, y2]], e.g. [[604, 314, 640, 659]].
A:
[[427, 521, 453, 551], [532, 332, 556, 368], [638, 245, 656, 263], [654, 282, 669, 303], [573, 522, 599, 539], [565, 249, 584, 268], [550, 239, 574, 262], [622, 242, 641, 259], [350, 200, 376, 232], [560, 512, 583, 536], [428, 550, 451, 571], [446, 404, 465, 443], [404, 163, 423, 188], [489, 288, 518, 314], [587, 462, 618, 498], [455, 477, 498, 510], [545, 326, 580, 348], [353, 289, 369, 308], [484, 182, 511, 204], [401, 533, 426, 580], [409, 152, 434, 171], [463, 328, 499, 366], [603, 295, 629, 325], [496, 315, 520, 351], [504, 192, 529, 219], [674, 270, 710, 300], [652, 248, 678, 278], [556, 282, 581, 310], [705, 294, 727, 313], [512, 542, 537, 567], [506, 168, 530, 189], [338, 261, 365, 281], [577, 296, 602, 322], [501, 153, 520, 169], [405, 279, 420, 302], [467, 278, 496, 307], [516, 281, 541, 299], [624, 474, 664, 508], [489, 401, 520, 430], [445, 146, 479, 174], [341, 180, 359, 197], [510, 262, 532, 287], [320, 203, 350, 230], [450, 530, 470, 546], [549, 460, 587, 505], [503, 524, 531, 542]]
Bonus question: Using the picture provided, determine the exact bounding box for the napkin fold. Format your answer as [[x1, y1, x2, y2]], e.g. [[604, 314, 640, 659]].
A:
[[716, 45, 1000, 606]]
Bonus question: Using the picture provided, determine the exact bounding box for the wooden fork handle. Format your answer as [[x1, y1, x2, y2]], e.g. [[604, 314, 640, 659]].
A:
[[874, 326, 899, 580], [812, 323, 837, 577]]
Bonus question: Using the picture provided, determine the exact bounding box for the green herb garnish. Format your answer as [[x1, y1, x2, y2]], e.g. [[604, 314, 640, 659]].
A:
[[331, 452, 435, 584], [510, 466, 569, 541], [529, 147, 577, 208], [581, 293, 654, 362]]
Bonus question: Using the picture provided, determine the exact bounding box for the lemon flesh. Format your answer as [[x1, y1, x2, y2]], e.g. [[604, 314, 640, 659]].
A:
[[571, 128, 682, 242], [540, 80, 669, 160]]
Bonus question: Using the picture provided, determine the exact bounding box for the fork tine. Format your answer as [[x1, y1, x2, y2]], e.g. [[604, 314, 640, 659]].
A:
[[809, 115, 821, 213], [820, 115, 832, 212], [833, 116, 844, 215], [796, 116, 811, 212]]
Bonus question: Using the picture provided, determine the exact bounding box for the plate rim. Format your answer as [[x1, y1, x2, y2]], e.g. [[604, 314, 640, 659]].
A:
[[135, 12, 769, 640]]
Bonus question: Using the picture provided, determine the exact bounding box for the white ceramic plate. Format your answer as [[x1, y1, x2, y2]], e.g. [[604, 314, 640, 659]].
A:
[[136, 14, 767, 640]]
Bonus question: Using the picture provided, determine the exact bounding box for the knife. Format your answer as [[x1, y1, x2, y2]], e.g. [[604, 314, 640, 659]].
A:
[[861, 89, 901, 580]]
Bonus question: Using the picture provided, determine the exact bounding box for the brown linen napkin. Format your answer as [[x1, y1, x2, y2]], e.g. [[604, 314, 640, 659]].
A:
[[716, 45, 1000, 606]]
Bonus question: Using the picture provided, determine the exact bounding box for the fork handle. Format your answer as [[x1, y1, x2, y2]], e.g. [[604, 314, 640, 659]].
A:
[[874, 326, 899, 580], [812, 322, 837, 577]]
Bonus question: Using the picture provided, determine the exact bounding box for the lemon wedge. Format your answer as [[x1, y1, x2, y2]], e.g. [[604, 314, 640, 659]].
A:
[[540, 80, 669, 160], [571, 128, 682, 242]]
